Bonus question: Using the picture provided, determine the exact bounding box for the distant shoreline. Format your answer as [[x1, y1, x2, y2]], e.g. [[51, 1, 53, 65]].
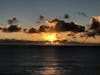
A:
[[0, 39, 100, 46]]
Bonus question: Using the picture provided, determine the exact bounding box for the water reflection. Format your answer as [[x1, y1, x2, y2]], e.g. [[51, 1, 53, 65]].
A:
[[35, 67, 59, 75], [0, 46, 100, 75], [34, 48, 58, 75], [33, 47, 67, 75]]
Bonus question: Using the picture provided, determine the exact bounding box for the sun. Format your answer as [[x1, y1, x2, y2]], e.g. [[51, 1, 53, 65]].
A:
[[42, 32, 58, 42]]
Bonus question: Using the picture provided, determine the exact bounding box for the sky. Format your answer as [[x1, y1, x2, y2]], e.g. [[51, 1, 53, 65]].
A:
[[0, 0, 100, 27]]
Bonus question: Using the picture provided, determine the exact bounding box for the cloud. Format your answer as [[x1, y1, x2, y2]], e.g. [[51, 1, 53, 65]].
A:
[[37, 19, 85, 32], [77, 12, 88, 17], [39, 15, 45, 20], [22, 27, 37, 33], [64, 13, 70, 19], [8, 17, 18, 25], [4, 25, 21, 32], [36, 15, 45, 24], [54, 19, 85, 32]]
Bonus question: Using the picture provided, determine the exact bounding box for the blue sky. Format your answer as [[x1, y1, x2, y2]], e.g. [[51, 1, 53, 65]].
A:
[[0, 0, 100, 27]]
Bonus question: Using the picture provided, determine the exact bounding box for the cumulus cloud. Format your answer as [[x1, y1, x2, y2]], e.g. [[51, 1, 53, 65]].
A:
[[4, 25, 21, 32], [53, 19, 85, 32], [89, 16, 100, 34], [22, 27, 37, 33], [37, 19, 85, 32]]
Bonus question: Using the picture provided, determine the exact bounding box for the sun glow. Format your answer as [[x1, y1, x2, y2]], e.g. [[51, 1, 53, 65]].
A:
[[42, 32, 58, 42]]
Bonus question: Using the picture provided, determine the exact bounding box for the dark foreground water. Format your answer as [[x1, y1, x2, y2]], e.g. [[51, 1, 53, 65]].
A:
[[0, 46, 100, 75]]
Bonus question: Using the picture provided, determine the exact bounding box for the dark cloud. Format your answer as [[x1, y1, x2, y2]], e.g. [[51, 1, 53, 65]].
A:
[[0, 26, 2, 30], [77, 12, 88, 17], [36, 15, 45, 24], [89, 16, 100, 34], [64, 13, 70, 19], [4, 25, 21, 32], [37, 19, 85, 32], [23, 27, 37, 33], [8, 17, 18, 24], [8, 19, 13, 24], [54, 19, 85, 32], [39, 15, 45, 20]]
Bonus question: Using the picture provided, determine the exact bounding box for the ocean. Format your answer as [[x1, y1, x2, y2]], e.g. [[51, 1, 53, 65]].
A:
[[0, 46, 100, 75]]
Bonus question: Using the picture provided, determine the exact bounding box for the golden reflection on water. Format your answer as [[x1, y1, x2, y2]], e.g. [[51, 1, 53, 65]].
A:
[[39, 67, 61, 75], [34, 48, 63, 75]]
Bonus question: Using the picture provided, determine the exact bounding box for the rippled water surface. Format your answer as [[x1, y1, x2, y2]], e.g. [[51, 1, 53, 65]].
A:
[[0, 46, 100, 75]]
